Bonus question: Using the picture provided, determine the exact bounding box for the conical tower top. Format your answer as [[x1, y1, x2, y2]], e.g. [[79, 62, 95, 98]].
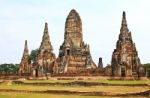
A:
[[119, 11, 133, 42], [121, 11, 127, 27], [25, 40, 28, 49], [39, 22, 53, 51], [24, 40, 28, 52], [22, 40, 29, 57], [44, 22, 48, 32]]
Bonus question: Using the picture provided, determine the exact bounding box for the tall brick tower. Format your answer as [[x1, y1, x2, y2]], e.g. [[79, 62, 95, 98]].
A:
[[57, 9, 96, 75]]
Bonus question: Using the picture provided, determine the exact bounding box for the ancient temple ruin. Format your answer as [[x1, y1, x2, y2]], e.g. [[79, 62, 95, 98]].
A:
[[33, 23, 56, 77], [18, 10, 147, 79], [56, 9, 97, 75], [111, 11, 146, 79], [19, 40, 31, 75]]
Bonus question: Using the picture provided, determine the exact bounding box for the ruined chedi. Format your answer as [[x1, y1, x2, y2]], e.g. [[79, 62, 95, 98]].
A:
[[111, 11, 146, 79], [56, 9, 97, 75], [19, 40, 31, 75], [33, 23, 56, 77]]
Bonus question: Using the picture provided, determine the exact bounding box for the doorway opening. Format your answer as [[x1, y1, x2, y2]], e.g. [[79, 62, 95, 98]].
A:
[[67, 49, 70, 55], [121, 67, 126, 77], [35, 69, 38, 77]]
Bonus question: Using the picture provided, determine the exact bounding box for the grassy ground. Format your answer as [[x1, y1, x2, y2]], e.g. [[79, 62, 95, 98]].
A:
[[23, 79, 150, 84], [0, 92, 106, 98], [0, 84, 149, 94], [0, 80, 149, 98], [0, 92, 147, 98]]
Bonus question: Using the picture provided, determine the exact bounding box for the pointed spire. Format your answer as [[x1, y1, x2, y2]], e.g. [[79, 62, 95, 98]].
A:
[[39, 22, 53, 51], [44, 22, 48, 33], [19, 40, 30, 75], [118, 11, 133, 43], [23, 40, 29, 56], [121, 11, 127, 26], [25, 40, 28, 49]]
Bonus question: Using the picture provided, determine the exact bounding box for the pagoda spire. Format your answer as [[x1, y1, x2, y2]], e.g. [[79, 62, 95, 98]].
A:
[[44, 22, 48, 33], [120, 11, 129, 32], [19, 40, 30, 75], [25, 40, 28, 48], [119, 11, 131, 41], [23, 40, 29, 56], [39, 22, 53, 51], [122, 11, 127, 26]]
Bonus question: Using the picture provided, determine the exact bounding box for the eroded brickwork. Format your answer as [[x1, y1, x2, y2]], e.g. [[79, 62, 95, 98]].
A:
[[34, 23, 56, 77], [111, 11, 146, 79], [56, 9, 97, 75], [19, 40, 31, 75]]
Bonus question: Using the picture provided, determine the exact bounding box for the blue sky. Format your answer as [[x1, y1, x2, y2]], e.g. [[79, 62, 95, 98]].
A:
[[0, 0, 150, 66]]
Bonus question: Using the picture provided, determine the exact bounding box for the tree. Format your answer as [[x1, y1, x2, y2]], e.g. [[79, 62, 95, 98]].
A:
[[29, 48, 39, 63], [0, 63, 19, 74]]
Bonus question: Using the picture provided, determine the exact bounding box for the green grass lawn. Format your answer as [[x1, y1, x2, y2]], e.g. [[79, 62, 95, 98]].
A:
[[0, 92, 148, 98], [0, 92, 108, 98], [23, 79, 150, 84], [0, 80, 149, 98], [0, 84, 149, 94]]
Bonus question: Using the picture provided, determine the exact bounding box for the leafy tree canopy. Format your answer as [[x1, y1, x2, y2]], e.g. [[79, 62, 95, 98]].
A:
[[29, 48, 39, 63], [0, 63, 19, 74]]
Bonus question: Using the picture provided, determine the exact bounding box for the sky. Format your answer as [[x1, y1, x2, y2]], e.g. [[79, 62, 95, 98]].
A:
[[0, 0, 150, 66]]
